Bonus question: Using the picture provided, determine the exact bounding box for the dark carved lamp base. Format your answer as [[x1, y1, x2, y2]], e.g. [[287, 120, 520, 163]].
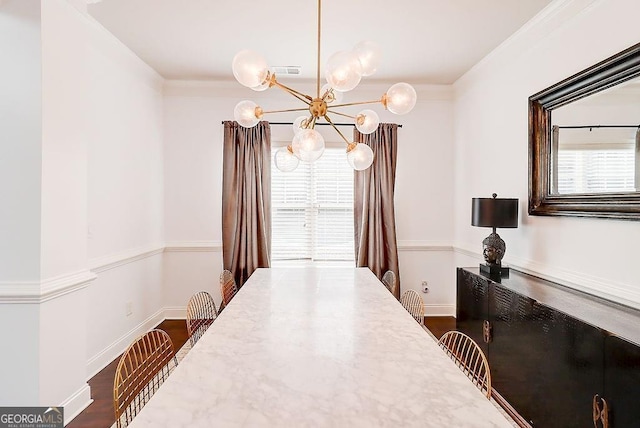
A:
[[480, 263, 510, 279]]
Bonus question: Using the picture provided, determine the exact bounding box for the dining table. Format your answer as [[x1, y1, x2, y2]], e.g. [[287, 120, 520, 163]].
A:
[[127, 267, 512, 427]]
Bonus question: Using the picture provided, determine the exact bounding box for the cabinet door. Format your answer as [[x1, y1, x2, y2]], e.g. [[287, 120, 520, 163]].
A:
[[490, 284, 603, 427], [604, 334, 640, 427], [456, 268, 489, 356]]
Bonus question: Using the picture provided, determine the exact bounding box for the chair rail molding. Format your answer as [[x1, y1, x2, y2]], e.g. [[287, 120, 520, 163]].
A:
[[397, 240, 453, 251], [89, 244, 165, 273], [0, 269, 97, 304], [452, 243, 640, 311]]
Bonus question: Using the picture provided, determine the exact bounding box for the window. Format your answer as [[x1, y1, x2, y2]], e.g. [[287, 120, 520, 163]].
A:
[[271, 146, 354, 264], [556, 147, 636, 194]]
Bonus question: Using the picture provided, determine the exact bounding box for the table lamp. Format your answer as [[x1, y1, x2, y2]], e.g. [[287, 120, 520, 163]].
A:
[[471, 193, 518, 277]]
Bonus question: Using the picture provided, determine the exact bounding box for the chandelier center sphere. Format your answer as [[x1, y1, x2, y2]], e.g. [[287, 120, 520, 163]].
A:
[[309, 98, 328, 118]]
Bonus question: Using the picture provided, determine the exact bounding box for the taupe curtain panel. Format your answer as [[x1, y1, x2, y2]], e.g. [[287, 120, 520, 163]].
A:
[[222, 121, 271, 287], [635, 127, 639, 189], [353, 123, 401, 298]]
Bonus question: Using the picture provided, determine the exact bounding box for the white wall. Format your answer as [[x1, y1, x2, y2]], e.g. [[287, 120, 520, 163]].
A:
[[0, 0, 43, 406], [39, 0, 91, 414], [0, 0, 165, 422], [81, 0, 165, 383], [162, 81, 455, 315], [453, 0, 640, 308]]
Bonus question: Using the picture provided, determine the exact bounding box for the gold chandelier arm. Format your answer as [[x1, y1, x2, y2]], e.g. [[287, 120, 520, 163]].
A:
[[329, 99, 383, 108], [323, 115, 351, 145], [272, 81, 313, 103], [261, 107, 313, 115], [325, 109, 356, 119], [316, 0, 321, 99]]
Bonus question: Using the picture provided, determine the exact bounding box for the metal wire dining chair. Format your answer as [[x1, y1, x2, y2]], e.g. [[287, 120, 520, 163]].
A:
[[438, 330, 492, 398], [381, 270, 398, 296], [219, 269, 238, 310], [400, 289, 425, 325], [186, 291, 218, 346], [113, 329, 178, 428]]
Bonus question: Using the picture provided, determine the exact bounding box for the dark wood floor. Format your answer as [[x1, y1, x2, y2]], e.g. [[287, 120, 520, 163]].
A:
[[68, 317, 455, 427]]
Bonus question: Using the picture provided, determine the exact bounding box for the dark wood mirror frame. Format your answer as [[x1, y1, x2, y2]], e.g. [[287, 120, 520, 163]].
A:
[[529, 42, 640, 220]]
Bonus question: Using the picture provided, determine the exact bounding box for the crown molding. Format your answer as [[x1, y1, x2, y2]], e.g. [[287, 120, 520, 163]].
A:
[[455, 0, 601, 91], [163, 79, 452, 101]]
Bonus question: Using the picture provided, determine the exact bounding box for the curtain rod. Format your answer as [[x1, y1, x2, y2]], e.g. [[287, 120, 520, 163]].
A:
[[556, 125, 640, 129], [222, 121, 402, 128]]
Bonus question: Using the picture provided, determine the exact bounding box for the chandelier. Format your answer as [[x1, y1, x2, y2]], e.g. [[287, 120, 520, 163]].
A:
[[231, 0, 417, 172]]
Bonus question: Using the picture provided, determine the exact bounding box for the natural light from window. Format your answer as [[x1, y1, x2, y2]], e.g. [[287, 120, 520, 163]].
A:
[[271, 146, 355, 266]]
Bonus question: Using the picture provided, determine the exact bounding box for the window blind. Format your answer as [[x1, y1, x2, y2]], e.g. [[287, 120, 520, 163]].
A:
[[557, 148, 636, 194], [271, 147, 355, 263]]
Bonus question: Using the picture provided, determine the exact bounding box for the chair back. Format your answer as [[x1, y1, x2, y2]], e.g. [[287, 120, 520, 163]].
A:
[[438, 330, 492, 398], [220, 269, 238, 307], [186, 291, 218, 346], [400, 289, 425, 325], [381, 270, 397, 295], [113, 329, 177, 427]]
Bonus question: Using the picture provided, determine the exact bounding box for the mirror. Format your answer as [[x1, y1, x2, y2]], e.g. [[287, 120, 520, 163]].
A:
[[529, 42, 640, 219]]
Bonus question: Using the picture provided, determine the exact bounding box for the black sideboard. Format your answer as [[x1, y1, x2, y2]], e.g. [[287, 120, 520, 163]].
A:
[[456, 267, 640, 428]]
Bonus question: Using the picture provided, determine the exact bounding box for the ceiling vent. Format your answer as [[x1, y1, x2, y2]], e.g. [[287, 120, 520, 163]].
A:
[[271, 66, 302, 76]]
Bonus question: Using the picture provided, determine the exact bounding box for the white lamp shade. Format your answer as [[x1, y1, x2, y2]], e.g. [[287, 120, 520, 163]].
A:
[[347, 143, 374, 170], [232, 50, 269, 88], [325, 51, 363, 92], [320, 83, 344, 104], [355, 109, 380, 134], [274, 147, 300, 172], [234, 100, 261, 128], [292, 129, 325, 162], [384, 82, 417, 115], [353, 41, 381, 77]]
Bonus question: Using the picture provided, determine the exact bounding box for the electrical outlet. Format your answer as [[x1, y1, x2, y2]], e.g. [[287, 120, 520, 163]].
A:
[[421, 281, 429, 293], [126, 301, 133, 316]]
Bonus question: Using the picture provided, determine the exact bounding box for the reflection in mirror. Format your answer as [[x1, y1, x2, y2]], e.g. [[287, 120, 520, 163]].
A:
[[551, 78, 640, 195]]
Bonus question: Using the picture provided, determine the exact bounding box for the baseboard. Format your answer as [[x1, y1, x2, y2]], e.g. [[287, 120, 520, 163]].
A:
[[424, 304, 455, 317], [85, 308, 165, 380], [61, 383, 92, 426], [163, 306, 186, 319], [163, 241, 222, 252]]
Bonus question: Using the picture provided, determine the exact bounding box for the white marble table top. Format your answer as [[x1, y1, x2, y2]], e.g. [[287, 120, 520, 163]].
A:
[[128, 267, 511, 427]]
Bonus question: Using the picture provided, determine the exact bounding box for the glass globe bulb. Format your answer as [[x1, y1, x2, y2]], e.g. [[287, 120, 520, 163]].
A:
[[325, 51, 363, 92], [292, 115, 308, 135], [232, 50, 269, 88], [234, 100, 261, 128], [274, 147, 300, 172], [320, 83, 344, 104], [355, 109, 380, 134], [251, 79, 270, 92], [347, 143, 374, 171], [384, 82, 417, 115], [353, 41, 381, 77], [292, 129, 325, 162]]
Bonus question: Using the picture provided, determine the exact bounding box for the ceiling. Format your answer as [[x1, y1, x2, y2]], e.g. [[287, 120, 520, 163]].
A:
[[88, 0, 554, 85]]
